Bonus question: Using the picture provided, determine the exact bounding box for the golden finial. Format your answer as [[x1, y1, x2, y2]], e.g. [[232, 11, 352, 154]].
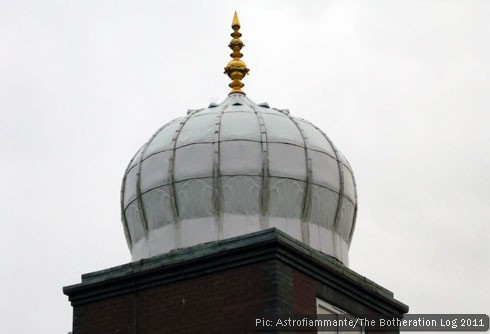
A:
[[224, 11, 250, 95]]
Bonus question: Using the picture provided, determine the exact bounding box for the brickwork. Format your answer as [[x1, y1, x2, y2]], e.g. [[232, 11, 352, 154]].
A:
[[74, 294, 134, 333], [292, 269, 317, 315], [73, 263, 268, 333]]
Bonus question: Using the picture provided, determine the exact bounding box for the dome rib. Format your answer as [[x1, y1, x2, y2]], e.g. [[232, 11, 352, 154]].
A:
[[308, 122, 358, 250], [136, 142, 152, 239], [250, 104, 270, 229], [132, 120, 183, 249], [212, 104, 227, 238], [348, 174, 359, 244], [313, 124, 345, 239], [286, 115, 313, 245], [143, 119, 182, 159], [167, 110, 197, 248], [120, 150, 141, 250]]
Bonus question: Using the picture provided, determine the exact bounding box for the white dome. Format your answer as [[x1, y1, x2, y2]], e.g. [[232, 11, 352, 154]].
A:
[[121, 94, 357, 264]]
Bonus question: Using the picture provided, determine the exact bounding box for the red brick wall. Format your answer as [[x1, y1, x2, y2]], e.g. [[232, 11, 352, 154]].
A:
[[73, 294, 134, 333], [291, 269, 318, 334], [293, 269, 317, 314], [73, 263, 268, 334]]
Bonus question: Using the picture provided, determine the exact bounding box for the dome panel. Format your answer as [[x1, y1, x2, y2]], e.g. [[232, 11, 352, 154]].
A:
[[124, 201, 145, 244], [337, 151, 353, 170], [224, 104, 253, 113], [175, 178, 213, 219], [269, 178, 305, 218], [310, 150, 340, 191], [222, 176, 261, 215], [310, 185, 338, 228], [338, 198, 355, 240], [147, 224, 176, 256], [342, 165, 356, 202], [140, 151, 172, 192], [173, 143, 214, 181], [220, 112, 260, 141], [262, 114, 304, 145], [222, 214, 261, 239], [176, 113, 217, 147], [220, 141, 262, 175], [268, 143, 307, 180], [144, 120, 181, 157], [123, 167, 138, 207], [141, 186, 173, 230], [308, 223, 321, 250], [180, 218, 218, 248], [297, 120, 335, 157]]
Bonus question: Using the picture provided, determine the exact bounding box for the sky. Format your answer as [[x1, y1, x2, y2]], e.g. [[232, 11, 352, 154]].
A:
[[1, 1, 489, 333]]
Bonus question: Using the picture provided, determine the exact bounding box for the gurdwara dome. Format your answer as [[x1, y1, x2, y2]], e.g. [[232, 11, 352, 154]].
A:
[[120, 12, 357, 265]]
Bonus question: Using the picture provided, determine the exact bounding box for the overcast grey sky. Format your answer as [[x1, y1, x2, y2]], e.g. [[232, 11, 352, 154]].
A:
[[1, 1, 489, 333]]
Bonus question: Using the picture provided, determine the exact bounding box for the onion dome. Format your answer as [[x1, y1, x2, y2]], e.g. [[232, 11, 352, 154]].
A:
[[121, 12, 358, 265]]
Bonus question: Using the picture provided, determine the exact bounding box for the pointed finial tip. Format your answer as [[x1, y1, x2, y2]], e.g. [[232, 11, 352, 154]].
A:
[[232, 11, 240, 28], [224, 11, 249, 95]]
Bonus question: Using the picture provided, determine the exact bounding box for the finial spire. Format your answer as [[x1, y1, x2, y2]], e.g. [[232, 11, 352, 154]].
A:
[[224, 11, 249, 95]]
